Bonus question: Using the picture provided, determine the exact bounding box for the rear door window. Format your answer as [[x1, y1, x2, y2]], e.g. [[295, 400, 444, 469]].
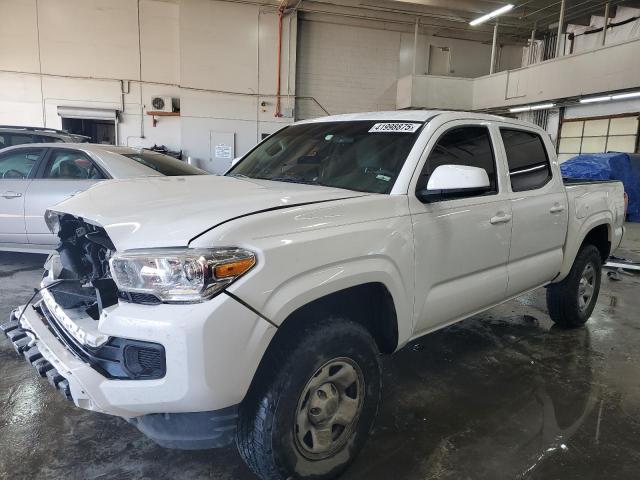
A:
[[500, 128, 552, 192], [0, 148, 44, 179], [43, 150, 105, 179]]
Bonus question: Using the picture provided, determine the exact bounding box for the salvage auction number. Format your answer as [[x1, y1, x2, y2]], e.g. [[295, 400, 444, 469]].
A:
[[369, 123, 422, 133]]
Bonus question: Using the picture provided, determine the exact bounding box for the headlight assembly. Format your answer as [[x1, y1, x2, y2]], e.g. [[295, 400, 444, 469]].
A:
[[44, 210, 61, 235], [109, 248, 256, 303]]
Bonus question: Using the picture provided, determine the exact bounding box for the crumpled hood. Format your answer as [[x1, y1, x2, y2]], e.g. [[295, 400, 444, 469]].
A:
[[52, 175, 366, 250]]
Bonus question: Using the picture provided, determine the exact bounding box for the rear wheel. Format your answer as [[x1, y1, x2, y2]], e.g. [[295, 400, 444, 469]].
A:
[[236, 318, 381, 480], [546, 244, 602, 328]]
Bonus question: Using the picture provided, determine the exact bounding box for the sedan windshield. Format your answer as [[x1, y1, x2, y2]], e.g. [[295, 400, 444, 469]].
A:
[[227, 121, 424, 194], [123, 151, 206, 176]]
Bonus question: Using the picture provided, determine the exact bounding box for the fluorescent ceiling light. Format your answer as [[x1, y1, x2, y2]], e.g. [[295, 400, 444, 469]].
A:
[[580, 95, 612, 103], [530, 103, 555, 110], [611, 91, 640, 100], [470, 4, 514, 26], [509, 103, 555, 113]]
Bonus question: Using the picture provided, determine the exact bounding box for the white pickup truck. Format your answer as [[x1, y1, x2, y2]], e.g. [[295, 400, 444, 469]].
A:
[[3, 111, 625, 480]]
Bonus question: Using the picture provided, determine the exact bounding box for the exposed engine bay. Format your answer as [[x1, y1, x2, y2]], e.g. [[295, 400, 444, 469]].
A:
[[45, 214, 119, 320]]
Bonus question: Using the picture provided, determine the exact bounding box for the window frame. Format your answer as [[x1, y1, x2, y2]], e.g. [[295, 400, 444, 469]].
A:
[[557, 113, 640, 161], [36, 148, 108, 180], [414, 123, 500, 203], [499, 127, 553, 193], [0, 147, 47, 180]]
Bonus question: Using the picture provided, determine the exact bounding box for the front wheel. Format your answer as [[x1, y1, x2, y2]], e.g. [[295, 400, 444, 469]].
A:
[[236, 318, 381, 480], [546, 244, 602, 328]]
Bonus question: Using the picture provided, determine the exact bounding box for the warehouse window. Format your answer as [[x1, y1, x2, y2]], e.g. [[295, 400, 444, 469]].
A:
[[500, 128, 552, 192], [557, 114, 639, 162]]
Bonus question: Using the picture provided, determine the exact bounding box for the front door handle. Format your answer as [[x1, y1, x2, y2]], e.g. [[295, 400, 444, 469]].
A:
[[490, 213, 512, 224], [1, 191, 22, 199], [550, 204, 565, 213]]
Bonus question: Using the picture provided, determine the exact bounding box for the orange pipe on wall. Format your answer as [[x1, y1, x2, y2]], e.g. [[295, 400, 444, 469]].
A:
[[275, 2, 287, 117]]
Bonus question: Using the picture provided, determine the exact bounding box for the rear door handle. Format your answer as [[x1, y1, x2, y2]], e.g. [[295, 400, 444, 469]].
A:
[[1, 191, 22, 199], [550, 204, 565, 213], [490, 213, 512, 224]]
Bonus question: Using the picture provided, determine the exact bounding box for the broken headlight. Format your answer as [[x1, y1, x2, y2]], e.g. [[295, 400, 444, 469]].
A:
[[44, 209, 61, 235], [109, 248, 256, 303]]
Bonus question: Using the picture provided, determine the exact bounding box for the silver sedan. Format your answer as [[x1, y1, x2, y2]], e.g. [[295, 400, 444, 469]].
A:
[[0, 144, 205, 253]]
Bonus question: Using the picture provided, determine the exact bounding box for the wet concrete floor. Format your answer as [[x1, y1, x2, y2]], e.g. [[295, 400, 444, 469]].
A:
[[1, 226, 639, 479]]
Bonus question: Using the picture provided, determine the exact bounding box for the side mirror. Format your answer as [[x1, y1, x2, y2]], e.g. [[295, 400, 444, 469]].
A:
[[417, 164, 490, 202]]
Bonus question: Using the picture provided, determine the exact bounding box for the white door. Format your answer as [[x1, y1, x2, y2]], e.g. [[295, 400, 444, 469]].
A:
[[497, 127, 569, 296], [0, 148, 45, 245], [428, 46, 451, 75], [25, 149, 105, 245], [409, 122, 511, 334]]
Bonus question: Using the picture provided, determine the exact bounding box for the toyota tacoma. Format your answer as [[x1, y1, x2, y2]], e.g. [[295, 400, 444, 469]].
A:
[[3, 111, 625, 479]]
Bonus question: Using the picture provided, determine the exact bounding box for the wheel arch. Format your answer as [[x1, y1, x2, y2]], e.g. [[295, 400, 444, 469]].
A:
[[556, 217, 612, 281]]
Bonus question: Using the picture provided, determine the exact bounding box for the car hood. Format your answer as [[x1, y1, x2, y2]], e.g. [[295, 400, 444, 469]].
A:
[[51, 175, 367, 250]]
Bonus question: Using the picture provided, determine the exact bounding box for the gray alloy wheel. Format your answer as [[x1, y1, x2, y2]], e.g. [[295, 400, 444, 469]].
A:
[[577, 262, 596, 312], [294, 357, 365, 460]]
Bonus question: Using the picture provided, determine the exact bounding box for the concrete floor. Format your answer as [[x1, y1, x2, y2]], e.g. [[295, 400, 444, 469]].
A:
[[1, 226, 639, 480]]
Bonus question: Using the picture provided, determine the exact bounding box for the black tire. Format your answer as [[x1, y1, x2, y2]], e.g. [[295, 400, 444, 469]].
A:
[[236, 317, 382, 480], [546, 244, 602, 328]]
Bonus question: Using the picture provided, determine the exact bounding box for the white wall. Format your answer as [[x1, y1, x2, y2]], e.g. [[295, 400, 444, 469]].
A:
[[398, 33, 522, 78], [296, 18, 523, 119], [178, 0, 295, 171], [397, 75, 473, 110], [398, 38, 640, 112], [0, 0, 296, 173], [296, 20, 399, 119], [564, 98, 640, 119]]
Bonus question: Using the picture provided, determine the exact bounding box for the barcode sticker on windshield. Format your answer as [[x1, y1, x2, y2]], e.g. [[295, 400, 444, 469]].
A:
[[369, 123, 422, 133]]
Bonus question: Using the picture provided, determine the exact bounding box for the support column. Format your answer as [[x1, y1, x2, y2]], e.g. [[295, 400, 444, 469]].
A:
[[412, 17, 419, 75], [602, 2, 610, 46], [529, 22, 537, 65], [490, 21, 498, 74], [555, 0, 566, 58]]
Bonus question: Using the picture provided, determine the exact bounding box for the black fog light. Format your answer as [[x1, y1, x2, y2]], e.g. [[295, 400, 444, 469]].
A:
[[123, 344, 166, 379]]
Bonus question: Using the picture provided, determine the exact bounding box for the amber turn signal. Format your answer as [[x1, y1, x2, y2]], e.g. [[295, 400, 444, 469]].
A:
[[214, 257, 256, 279]]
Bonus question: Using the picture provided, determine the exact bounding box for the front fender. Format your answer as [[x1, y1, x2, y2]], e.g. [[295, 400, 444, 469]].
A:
[[255, 256, 412, 345], [190, 194, 415, 346]]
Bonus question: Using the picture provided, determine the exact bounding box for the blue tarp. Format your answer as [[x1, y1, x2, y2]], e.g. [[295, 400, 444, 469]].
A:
[[561, 152, 640, 222]]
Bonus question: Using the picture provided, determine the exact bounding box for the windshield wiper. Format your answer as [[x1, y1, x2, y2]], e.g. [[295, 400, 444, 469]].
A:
[[267, 176, 323, 186], [228, 173, 250, 178]]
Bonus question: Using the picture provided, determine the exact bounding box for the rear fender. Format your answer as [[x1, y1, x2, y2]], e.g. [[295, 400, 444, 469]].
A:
[[555, 213, 612, 282]]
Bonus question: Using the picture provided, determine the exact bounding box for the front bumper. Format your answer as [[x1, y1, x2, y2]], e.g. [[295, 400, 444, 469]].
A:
[[2, 291, 276, 447]]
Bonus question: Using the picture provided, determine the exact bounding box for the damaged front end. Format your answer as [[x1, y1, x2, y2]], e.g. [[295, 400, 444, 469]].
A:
[[44, 211, 120, 321], [1, 211, 168, 383]]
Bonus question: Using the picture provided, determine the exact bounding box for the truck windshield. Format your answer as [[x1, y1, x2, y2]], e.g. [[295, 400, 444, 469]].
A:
[[227, 121, 424, 194]]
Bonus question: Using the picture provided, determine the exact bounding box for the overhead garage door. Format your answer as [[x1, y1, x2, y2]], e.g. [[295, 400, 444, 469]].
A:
[[295, 19, 399, 120]]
